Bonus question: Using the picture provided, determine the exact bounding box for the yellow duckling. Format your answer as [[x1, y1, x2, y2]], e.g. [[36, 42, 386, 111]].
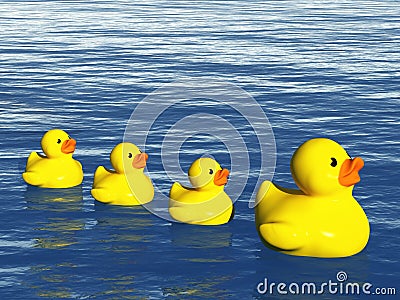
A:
[[169, 157, 233, 225], [255, 138, 369, 258], [22, 129, 83, 188], [91, 142, 154, 206]]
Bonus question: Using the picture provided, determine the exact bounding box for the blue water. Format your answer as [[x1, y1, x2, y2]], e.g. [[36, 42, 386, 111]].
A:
[[1, 0, 399, 299]]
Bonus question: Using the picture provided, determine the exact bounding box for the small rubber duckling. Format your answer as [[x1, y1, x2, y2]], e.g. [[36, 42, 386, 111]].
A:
[[255, 138, 369, 258], [169, 157, 233, 225], [22, 129, 83, 188], [91, 142, 154, 206]]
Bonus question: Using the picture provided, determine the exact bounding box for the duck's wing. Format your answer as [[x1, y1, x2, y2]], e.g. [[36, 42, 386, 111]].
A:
[[169, 182, 193, 200], [25, 152, 44, 170], [169, 206, 193, 223], [91, 188, 113, 203], [169, 182, 194, 222], [168, 205, 211, 224], [259, 222, 306, 251], [22, 171, 44, 186], [93, 166, 112, 187]]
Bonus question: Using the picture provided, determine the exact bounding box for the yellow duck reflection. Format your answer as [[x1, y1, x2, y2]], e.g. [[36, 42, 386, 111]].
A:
[[24, 186, 85, 249]]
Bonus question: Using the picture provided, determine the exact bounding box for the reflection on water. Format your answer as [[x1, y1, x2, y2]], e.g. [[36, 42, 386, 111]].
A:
[[28, 264, 77, 299], [170, 223, 232, 249], [22, 189, 161, 298], [168, 223, 235, 284], [253, 247, 371, 300], [24, 185, 85, 249], [21, 186, 88, 297], [92, 202, 156, 254], [33, 218, 85, 249], [163, 275, 233, 299], [24, 185, 84, 212]]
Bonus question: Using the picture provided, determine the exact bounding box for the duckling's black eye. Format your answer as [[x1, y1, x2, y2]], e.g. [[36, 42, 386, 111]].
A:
[[128, 153, 133, 158], [330, 157, 337, 167], [57, 139, 61, 144], [209, 169, 213, 175]]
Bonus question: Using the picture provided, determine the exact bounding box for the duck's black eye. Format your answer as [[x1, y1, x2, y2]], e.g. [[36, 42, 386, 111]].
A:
[[128, 153, 133, 158], [330, 157, 337, 167], [209, 169, 213, 175], [57, 139, 61, 144]]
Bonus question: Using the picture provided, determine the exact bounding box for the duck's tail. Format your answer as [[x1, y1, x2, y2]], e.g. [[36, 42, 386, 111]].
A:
[[93, 166, 110, 187], [25, 152, 43, 169], [91, 188, 113, 203], [169, 182, 186, 200], [255, 180, 273, 206]]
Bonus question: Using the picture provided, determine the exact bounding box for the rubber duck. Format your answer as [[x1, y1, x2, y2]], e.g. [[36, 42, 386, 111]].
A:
[[91, 142, 154, 206], [169, 157, 234, 225], [22, 129, 83, 188], [255, 138, 369, 258]]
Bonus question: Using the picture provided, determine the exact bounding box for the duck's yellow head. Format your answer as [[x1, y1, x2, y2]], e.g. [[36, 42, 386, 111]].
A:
[[110, 142, 148, 174], [290, 138, 364, 196], [41, 129, 77, 159], [188, 157, 230, 190]]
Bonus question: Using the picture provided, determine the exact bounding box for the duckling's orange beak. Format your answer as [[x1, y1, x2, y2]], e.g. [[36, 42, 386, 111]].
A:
[[339, 157, 364, 187], [61, 139, 76, 154], [132, 153, 148, 169], [214, 168, 230, 186]]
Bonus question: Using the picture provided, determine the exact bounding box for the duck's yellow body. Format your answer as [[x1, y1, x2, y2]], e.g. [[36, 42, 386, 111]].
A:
[[255, 138, 370, 258], [22, 129, 83, 188], [91, 143, 154, 206], [169, 157, 233, 225]]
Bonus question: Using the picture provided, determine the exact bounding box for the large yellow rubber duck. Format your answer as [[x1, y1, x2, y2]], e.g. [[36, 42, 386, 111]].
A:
[[169, 157, 234, 225], [255, 138, 369, 258], [22, 129, 83, 188], [91, 143, 154, 206]]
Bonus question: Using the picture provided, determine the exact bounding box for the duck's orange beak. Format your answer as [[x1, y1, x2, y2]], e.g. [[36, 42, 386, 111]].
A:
[[214, 168, 230, 186], [61, 139, 76, 154], [132, 153, 148, 169], [339, 157, 364, 187]]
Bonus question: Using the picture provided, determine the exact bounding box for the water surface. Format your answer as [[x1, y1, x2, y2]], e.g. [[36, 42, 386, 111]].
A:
[[0, 0, 399, 299]]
